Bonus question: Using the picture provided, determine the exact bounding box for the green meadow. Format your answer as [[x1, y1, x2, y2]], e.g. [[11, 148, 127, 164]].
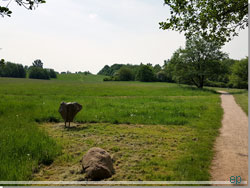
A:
[[0, 74, 247, 181]]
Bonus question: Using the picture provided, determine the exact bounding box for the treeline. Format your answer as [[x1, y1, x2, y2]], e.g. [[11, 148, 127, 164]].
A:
[[98, 58, 248, 89], [0, 59, 57, 80], [98, 63, 163, 82], [98, 37, 248, 89]]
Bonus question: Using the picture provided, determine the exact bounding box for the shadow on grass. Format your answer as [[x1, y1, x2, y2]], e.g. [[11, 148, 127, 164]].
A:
[[179, 85, 218, 94]]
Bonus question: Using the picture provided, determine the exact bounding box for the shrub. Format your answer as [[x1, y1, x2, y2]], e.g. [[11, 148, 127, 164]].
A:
[[117, 67, 134, 81], [29, 67, 50, 80], [103, 77, 113, 81]]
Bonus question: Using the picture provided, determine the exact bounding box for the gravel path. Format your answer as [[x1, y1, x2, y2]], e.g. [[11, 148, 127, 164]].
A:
[[210, 91, 248, 184]]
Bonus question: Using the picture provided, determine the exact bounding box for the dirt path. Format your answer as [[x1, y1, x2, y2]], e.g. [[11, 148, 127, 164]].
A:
[[211, 91, 248, 183]]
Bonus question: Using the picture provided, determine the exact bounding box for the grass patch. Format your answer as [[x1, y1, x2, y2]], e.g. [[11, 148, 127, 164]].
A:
[[0, 76, 223, 181]]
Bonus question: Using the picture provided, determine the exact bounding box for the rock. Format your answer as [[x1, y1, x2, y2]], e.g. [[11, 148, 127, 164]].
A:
[[58, 102, 82, 127], [82, 147, 115, 180]]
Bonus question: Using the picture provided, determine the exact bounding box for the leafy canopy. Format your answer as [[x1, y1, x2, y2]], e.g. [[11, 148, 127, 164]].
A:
[[0, 0, 46, 17], [168, 36, 228, 88], [159, 0, 248, 44], [32, 59, 43, 68]]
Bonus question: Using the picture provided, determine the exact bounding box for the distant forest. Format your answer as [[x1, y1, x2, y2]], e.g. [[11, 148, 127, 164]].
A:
[[98, 57, 248, 89]]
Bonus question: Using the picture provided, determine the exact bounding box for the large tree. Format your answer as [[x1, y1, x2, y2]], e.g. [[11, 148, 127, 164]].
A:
[[159, 0, 248, 44], [169, 36, 228, 88], [0, 0, 45, 17]]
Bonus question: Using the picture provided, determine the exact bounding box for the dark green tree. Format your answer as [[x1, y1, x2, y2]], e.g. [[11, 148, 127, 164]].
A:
[[29, 66, 49, 80], [117, 67, 134, 81], [0, 62, 26, 78], [136, 65, 156, 82], [32, 59, 43, 68], [208, 58, 236, 84], [47, 69, 57, 78], [0, 59, 5, 66], [153, 64, 162, 73], [159, 0, 248, 44], [0, 0, 46, 17], [169, 36, 228, 88], [229, 57, 248, 89]]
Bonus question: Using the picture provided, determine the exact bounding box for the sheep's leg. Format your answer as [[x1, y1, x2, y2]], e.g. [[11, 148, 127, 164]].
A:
[[69, 121, 70, 127], [64, 121, 66, 128]]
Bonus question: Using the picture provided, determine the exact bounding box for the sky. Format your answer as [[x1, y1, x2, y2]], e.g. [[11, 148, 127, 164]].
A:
[[0, 0, 248, 74]]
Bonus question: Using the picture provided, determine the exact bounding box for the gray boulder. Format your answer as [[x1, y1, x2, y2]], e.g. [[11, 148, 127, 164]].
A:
[[82, 147, 115, 180], [58, 102, 82, 127]]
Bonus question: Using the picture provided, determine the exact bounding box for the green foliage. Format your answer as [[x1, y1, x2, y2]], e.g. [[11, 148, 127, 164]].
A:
[[229, 57, 248, 89], [136, 65, 156, 82], [209, 59, 235, 84], [32, 59, 43, 68], [168, 36, 227, 88], [0, 59, 5, 66], [47, 69, 57, 79], [159, 0, 248, 44], [0, 62, 26, 78], [153, 64, 162, 73], [117, 67, 134, 81], [0, 0, 46, 17], [29, 67, 50, 80], [98, 64, 123, 76]]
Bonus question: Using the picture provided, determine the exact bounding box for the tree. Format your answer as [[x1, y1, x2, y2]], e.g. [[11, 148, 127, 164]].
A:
[[0, 0, 46, 17], [208, 58, 235, 84], [32, 59, 43, 68], [117, 67, 134, 81], [29, 66, 49, 80], [47, 69, 57, 78], [153, 64, 162, 73], [136, 65, 156, 82], [0, 62, 26, 78], [169, 36, 228, 88], [159, 0, 248, 44], [229, 57, 248, 89]]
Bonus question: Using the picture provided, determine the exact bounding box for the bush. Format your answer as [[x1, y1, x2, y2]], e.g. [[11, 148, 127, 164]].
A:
[[47, 69, 57, 78], [229, 57, 248, 89], [29, 67, 50, 80], [103, 77, 113, 81], [136, 65, 156, 82], [117, 67, 134, 81], [156, 70, 173, 82], [0, 62, 26, 78]]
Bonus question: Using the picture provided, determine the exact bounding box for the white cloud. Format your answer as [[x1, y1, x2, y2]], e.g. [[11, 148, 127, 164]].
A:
[[88, 13, 98, 19]]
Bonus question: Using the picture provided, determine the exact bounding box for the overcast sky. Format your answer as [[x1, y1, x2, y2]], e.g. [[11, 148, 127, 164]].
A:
[[0, 0, 248, 74]]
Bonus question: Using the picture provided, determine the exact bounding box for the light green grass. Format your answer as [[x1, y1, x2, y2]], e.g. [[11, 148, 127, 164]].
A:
[[0, 75, 222, 181], [56, 73, 106, 82]]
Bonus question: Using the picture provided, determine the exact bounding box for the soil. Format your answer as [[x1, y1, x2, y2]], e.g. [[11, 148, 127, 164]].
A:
[[210, 91, 248, 185]]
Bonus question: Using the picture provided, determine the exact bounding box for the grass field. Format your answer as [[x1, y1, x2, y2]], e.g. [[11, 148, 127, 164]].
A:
[[0, 74, 234, 181]]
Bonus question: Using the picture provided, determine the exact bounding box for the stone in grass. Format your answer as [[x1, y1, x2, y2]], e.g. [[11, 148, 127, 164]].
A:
[[58, 102, 82, 127], [82, 147, 115, 180]]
